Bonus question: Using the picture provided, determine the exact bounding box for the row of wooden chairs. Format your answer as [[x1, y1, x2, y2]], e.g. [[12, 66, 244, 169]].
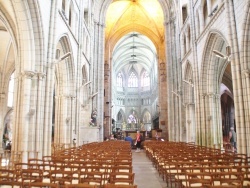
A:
[[0, 141, 137, 188], [144, 140, 250, 188]]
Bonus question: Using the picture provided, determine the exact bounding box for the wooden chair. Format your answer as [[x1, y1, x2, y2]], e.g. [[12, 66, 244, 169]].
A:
[[0, 168, 22, 187], [14, 162, 29, 181], [112, 165, 133, 173], [21, 169, 43, 185], [211, 171, 243, 187], [103, 184, 137, 188], [182, 172, 212, 188], [109, 172, 135, 185], [50, 170, 73, 186], [79, 171, 104, 187], [65, 184, 98, 188], [23, 182, 59, 188], [207, 185, 240, 188]]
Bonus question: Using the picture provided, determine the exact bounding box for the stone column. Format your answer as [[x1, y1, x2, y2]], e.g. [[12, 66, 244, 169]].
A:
[[92, 20, 105, 141], [207, 0, 212, 16], [12, 71, 34, 162], [242, 70, 250, 154], [206, 93, 222, 148], [0, 92, 6, 155], [195, 12, 200, 37], [31, 72, 46, 159], [43, 0, 59, 156], [165, 18, 175, 141], [198, 94, 207, 146], [225, 0, 245, 154], [186, 33, 190, 52], [54, 95, 71, 145], [198, 6, 205, 31], [65, 0, 70, 19], [181, 34, 185, 58], [104, 62, 111, 138]]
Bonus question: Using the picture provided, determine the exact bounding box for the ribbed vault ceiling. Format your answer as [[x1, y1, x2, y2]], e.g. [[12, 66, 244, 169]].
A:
[[113, 32, 156, 74], [106, 0, 164, 76]]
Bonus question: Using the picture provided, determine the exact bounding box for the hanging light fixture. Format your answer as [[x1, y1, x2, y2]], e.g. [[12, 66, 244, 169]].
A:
[[129, 2, 137, 69]]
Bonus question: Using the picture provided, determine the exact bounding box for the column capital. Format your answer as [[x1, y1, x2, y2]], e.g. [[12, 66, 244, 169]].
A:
[[36, 72, 46, 80], [21, 70, 36, 79], [62, 94, 76, 99], [207, 92, 216, 98], [94, 20, 105, 28], [242, 69, 250, 78], [164, 16, 175, 25]]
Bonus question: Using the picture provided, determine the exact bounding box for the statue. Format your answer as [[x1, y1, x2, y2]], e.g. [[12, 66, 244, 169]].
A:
[[91, 109, 97, 126]]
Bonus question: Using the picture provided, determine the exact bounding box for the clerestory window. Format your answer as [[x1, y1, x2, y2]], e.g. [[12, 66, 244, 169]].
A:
[[128, 72, 138, 87], [117, 72, 123, 87], [142, 71, 150, 87]]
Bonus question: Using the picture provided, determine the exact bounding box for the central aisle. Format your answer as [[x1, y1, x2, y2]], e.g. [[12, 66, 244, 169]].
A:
[[132, 150, 167, 188]]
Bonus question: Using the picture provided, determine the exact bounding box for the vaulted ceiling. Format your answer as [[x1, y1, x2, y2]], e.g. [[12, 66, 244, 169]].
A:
[[106, 0, 164, 78]]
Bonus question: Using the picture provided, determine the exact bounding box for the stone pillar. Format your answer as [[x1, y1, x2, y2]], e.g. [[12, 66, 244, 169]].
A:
[[207, 0, 212, 16], [12, 71, 35, 162], [43, 0, 59, 156], [225, 0, 245, 154], [54, 95, 71, 145], [31, 72, 46, 159], [65, 0, 70, 19], [104, 62, 111, 138], [198, 6, 205, 31], [195, 12, 200, 37], [242, 70, 250, 154], [92, 20, 105, 142], [198, 94, 207, 146], [186, 33, 190, 52], [0, 92, 6, 155], [181, 33, 186, 58]]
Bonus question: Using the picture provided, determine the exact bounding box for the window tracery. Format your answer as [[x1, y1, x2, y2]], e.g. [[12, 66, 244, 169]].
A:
[[117, 72, 123, 87], [128, 72, 138, 87], [142, 71, 150, 87]]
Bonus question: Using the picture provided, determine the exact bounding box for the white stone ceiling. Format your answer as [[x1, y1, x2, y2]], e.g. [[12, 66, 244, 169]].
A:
[[106, 0, 163, 76], [112, 32, 157, 75]]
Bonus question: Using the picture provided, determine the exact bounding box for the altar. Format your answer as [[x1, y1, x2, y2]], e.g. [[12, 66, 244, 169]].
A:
[[125, 130, 146, 139]]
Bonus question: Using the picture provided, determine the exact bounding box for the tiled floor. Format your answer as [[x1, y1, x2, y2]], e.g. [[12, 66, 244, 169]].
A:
[[132, 149, 167, 188]]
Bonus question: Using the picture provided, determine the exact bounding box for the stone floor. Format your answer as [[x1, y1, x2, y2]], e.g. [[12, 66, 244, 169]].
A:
[[132, 149, 168, 188]]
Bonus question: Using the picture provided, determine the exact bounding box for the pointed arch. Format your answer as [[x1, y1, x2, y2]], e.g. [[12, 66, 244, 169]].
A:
[[183, 61, 194, 104], [200, 30, 230, 94], [55, 34, 75, 95], [116, 109, 126, 123], [141, 109, 151, 123], [128, 71, 138, 88]]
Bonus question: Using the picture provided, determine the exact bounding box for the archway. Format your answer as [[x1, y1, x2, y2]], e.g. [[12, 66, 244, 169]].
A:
[[183, 61, 195, 143], [200, 31, 233, 148], [52, 36, 74, 145], [102, 0, 169, 139]]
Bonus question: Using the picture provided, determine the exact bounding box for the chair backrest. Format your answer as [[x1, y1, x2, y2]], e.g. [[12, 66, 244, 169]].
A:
[[21, 168, 43, 184], [80, 171, 104, 186], [104, 184, 137, 188], [23, 182, 59, 188], [109, 172, 135, 185], [50, 170, 73, 185], [65, 183, 97, 188]]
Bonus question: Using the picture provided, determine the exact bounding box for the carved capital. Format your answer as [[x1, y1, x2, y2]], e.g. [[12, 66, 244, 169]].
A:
[[242, 69, 250, 78], [36, 72, 46, 80], [22, 70, 36, 79]]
